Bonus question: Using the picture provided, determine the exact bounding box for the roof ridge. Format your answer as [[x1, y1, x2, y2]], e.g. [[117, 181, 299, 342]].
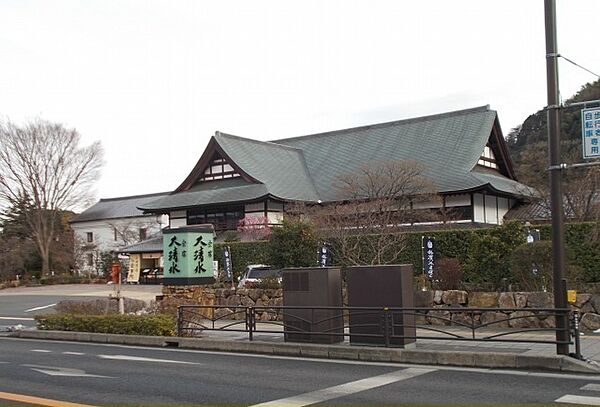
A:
[[215, 131, 303, 152], [272, 105, 493, 143], [99, 191, 171, 202]]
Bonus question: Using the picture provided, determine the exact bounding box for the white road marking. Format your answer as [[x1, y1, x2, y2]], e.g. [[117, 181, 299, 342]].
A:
[[62, 352, 85, 356], [0, 316, 34, 320], [582, 384, 600, 392], [24, 304, 56, 313], [23, 364, 113, 378], [250, 367, 436, 407], [30, 349, 52, 353], [556, 394, 600, 405], [98, 354, 201, 365], [4, 337, 600, 382]]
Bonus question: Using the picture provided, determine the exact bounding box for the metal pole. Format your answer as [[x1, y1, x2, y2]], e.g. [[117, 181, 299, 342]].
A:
[[544, 0, 569, 355], [117, 267, 124, 314]]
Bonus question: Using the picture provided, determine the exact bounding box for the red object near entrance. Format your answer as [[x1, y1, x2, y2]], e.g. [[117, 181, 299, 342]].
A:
[[111, 263, 120, 284]]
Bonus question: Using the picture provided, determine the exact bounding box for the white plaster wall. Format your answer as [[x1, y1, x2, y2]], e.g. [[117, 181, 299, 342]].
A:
[[169, 217, 187, 228], [497, 197, 509, 225], [473, 193, 485, 222], [72, 214, 167, 274], [485, 194, 498, 224]]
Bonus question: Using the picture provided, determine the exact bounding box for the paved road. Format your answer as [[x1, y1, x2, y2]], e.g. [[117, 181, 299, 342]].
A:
[[0, 337, 599, 406], [0, 284, 162, 329]]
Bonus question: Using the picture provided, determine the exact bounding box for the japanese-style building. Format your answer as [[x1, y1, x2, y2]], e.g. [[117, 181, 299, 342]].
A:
[[138, 106, 535, 233]]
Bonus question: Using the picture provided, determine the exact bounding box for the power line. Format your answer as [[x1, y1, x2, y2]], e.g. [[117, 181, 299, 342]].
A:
[[558, 54, 600, 78]]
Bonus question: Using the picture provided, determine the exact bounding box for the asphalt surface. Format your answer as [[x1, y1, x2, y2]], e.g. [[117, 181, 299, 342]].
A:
[[0, 284, 162, 329], [1, 337, 600, 406]]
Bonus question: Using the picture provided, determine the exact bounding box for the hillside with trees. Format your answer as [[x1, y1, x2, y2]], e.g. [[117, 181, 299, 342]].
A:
[[507, 79, 600, 222]]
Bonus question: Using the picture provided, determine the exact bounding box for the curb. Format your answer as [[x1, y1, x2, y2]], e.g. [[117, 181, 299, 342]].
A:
[[9, 330, 600, 375]]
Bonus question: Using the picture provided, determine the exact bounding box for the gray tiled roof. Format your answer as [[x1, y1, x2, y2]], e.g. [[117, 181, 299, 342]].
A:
[[273, 106, 515, 200], [140, 178, 270, 211], [70, 192, 169, 223], [140, 106, 533, 212], [119, 235, 163, 253], [215, 132, 320, 202]]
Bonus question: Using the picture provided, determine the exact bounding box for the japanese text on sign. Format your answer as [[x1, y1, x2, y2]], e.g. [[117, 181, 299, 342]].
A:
[[582, 108, 600, 159], [422, 236, 435, 279]]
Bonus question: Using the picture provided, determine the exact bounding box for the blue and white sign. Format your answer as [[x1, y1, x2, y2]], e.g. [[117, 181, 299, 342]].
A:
[[582, 107, 600, 159]]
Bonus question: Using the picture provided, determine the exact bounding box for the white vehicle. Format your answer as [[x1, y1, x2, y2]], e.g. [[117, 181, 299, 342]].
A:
[[237, 265, 281, 288]]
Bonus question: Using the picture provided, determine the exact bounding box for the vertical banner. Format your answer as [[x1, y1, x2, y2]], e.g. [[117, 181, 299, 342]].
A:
[[163, 225, 215, 285], [127, 254, 141, 283], [422, 236, 435, 279], [318, 243, 331, 267], [222, 245, 232, 281]]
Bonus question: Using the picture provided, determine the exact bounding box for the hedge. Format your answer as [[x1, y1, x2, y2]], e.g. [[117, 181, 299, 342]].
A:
[[216, 222, 600, 283], [35, 314, 176, 336]]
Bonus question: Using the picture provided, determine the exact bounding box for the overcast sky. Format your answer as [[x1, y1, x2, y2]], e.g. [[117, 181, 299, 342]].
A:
[[1, 1, 599, 205]]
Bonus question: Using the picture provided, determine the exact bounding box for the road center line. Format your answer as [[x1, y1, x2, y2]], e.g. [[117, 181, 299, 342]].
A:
[[31, 349, 52, 353], [25, 304, 57, 313], [250, 367, 436, 407], [98, 354, 201, 364], [0, 391, 97, 407], [556, 394, 600, 406], [63, 352, 86, 355]]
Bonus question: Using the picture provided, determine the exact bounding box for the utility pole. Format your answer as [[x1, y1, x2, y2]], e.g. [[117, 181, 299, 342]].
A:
[[544, 0, 569, 355]]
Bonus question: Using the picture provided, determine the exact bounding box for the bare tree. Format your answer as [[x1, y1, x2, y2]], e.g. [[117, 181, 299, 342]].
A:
[[308, 160, 438, 266], [0, 119, 103, 275], [516, 140, 600, 222]]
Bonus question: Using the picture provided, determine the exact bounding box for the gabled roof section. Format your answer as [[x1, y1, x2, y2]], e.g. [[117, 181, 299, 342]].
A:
[[272, 105, 525, 201], [172, 132, 320, 203], [70, 192, 169, 223], [213, 132, 320, 202], [175, 136, 259, 192], [140, 105, 532, 213]]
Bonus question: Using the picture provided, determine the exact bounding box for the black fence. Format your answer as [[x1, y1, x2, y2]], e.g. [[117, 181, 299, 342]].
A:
[[176, 305, 582, 358]]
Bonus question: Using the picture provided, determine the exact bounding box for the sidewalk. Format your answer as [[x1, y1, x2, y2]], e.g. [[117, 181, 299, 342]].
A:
[[9, 325, 600, 375], [198, 321, 600, 363]]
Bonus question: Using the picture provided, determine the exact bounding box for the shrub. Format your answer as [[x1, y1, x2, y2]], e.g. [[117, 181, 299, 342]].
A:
[[433, 258, 463, 290], [214, 240, 271, 281], [463, 221, 525, 290], [268, 219, 317, 268], [510, 241, 553, 291], [510, 241, 584, 291], [54, 298, 147, 315], [252, 277, 282, 289], [35, 314, 175, 336]]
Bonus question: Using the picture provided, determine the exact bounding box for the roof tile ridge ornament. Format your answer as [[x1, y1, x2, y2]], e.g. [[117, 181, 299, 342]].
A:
[[214, 130, 304, 152], [272, 105, 494, 144]]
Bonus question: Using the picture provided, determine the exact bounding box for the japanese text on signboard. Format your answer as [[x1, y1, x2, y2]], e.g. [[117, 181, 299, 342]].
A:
[[422, 236, 435, 279], [582, 108, 600, 159], [163, 228, 214, 284]]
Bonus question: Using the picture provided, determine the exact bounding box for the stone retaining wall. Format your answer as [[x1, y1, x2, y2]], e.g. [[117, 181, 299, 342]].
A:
[[163, 286, 600, 331]]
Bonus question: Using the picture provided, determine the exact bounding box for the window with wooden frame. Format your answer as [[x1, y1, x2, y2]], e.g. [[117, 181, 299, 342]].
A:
[[200, 156, 240, 181], [477, 145, 498, 169]]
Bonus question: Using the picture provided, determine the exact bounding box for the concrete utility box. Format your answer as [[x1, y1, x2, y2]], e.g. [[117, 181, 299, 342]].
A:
[[282, 267, 343, 344], [346, 264, 415, 347]]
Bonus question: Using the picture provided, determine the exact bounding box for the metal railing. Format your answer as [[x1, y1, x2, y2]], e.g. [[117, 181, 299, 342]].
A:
[[176, 305, 582, 358]]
